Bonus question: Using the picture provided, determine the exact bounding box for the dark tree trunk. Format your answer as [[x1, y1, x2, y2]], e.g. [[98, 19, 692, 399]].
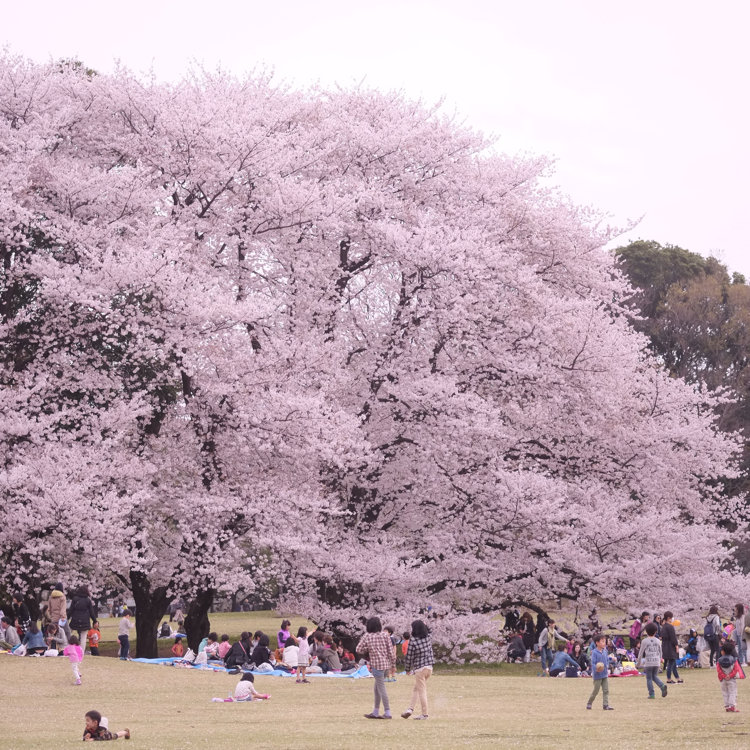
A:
[[184, 588, 214, 652], [130, 570, 172, 658]]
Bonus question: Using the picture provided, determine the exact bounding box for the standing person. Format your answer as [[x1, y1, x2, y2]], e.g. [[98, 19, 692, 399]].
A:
[[357, 616, 396, 719], [11, 592, 31, 635], [384, 626, 398, 682], [705, 605, 722, 667], [629, 611, 649, 649], [636, 622, 668, 699], [538, 619, 567, 676], [586, 634, 614, 710], [277, 619, 291, 650], [661, 612, 682, 684], [519, 612, 535, 662], [295, 626, 310, 684], [117, 610, 133, 660], [717, 641, 746, 712], [733, 604, 749, 666], [652, 614, 663, 637], [68, 586, 97, 647], [63, 634, 84, 685], [87, 620, 101, 656], [44, 584, 68, 633], [401, 619, 434, 720]]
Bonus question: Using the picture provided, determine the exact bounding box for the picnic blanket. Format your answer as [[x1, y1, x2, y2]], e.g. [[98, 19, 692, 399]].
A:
[[130, 656, 373, 678]]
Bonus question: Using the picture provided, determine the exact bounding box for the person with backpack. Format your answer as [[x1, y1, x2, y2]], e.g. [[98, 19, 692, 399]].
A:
[[705, 605, 722, 667], [629, 612, 649, 649], [717, 641, 746, 712]]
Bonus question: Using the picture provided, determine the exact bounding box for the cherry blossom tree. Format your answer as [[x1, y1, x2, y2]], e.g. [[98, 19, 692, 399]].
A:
[[0, 54, 746, 657]]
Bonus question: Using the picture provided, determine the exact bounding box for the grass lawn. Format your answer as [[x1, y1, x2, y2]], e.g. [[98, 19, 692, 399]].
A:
[[2, 653, 747, 749]]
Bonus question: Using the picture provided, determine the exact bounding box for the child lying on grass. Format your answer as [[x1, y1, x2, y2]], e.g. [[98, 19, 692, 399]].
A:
[[83, 710, 130, 741]]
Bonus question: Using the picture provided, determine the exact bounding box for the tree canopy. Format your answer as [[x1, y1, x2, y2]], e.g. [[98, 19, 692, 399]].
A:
[[1, 56, 746, 653]]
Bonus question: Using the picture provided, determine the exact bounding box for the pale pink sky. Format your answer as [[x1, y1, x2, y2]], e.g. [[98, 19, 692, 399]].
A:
[[4, 0, 749, 275]]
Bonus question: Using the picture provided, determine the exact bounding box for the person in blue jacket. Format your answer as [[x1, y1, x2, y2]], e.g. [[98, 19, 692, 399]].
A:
[[549, 644, 581, 676], [586, 634, 614, 710]]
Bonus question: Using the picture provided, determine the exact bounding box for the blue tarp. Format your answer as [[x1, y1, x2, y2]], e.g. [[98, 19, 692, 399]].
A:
[[130, 657, 372, 679]]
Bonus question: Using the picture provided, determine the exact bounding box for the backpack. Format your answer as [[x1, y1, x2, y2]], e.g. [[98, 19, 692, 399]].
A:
[[629, 620, 641, 640], [703, 619, 715, 639]]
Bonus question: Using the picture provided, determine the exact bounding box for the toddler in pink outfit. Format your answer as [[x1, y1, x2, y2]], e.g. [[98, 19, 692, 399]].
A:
[[63, 634, 84, 685]]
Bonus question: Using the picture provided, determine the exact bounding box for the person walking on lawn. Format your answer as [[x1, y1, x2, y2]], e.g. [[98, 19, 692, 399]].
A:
[[586, 634, 614, 710], [661, 611, 682, 684], [636, 622, 668, 699]]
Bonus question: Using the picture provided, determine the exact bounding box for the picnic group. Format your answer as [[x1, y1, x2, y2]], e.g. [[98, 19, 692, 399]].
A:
[[1, 586, 436, 739], [501, 604, 748, 711]]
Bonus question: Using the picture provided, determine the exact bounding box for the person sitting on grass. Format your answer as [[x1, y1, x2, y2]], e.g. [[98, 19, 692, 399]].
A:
[[571, 642, 589, 674], [22, 623, 47, 656], [234, 673, 270, 700], [506, 632, 526, 662], [82, 710, 130, 741], [224, 632, 252, 669], [549, 643, 580, 676], [212, 672, 271, 702], [250, 633, 273, 669], [0, 616, 21, 650], [203, 632, 220, 660], [217, 634, 232, 661], [282, 636, 299, 672], [171, 637, 184, 658], [320, 634, 342, 673], [45, 622, 68, 652]]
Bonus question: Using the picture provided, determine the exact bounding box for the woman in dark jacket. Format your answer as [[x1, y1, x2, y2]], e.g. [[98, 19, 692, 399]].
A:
[[519, 612, 535, 655], [250, 633, 272, 667], [571, 641, 590, 673], [224, 632, 252, 668], [661, 611, 682, 684], [68, 586, 97, 642]]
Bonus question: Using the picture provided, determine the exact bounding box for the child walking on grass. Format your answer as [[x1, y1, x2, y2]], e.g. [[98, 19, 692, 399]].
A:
[[82, 710, 130, 741], [718, 641, 746, 712], [586, 634, 614, 711], [63, 634, 83, 686], [636, 622, 668, 699]]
